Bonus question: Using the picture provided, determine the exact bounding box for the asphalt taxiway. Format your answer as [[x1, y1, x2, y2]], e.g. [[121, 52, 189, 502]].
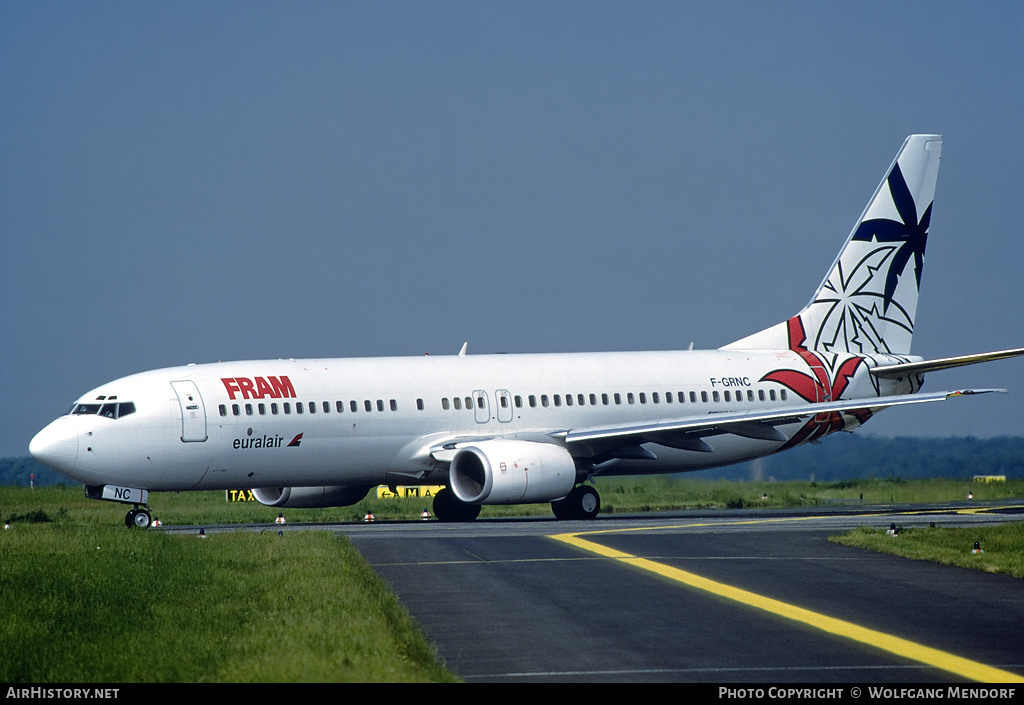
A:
[[335, 504, 1024, 683]]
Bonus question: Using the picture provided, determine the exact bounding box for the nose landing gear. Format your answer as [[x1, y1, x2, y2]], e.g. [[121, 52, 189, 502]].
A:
[[125, 506, 153, 529], [85, 484, 154, 529]]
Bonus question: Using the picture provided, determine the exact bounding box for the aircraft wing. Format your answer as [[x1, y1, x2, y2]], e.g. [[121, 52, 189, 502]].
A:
[[558, 389, 1006, 449], [870, 348, 1024, 379]]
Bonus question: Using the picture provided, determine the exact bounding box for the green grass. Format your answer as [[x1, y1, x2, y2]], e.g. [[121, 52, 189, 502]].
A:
[[595, 475, 1024, 512], [830, 522, 1024, 579], [5, 477, 1024, 526], [3, 478, 1022, 682], [0, 500, 457, 682]]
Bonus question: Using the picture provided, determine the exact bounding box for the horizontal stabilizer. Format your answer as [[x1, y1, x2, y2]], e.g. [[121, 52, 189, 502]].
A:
[[870, 348, 1024, 379]]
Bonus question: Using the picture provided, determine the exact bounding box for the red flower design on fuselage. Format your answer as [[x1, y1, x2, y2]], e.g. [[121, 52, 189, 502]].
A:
[[761, 317, 871, 450]]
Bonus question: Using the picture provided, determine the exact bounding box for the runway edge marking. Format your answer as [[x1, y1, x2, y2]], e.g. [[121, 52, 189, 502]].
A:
[[549, 530, 1024, 683]]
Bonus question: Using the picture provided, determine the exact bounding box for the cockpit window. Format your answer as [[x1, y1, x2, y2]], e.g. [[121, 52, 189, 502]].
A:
[[69, 402, 136, 418]]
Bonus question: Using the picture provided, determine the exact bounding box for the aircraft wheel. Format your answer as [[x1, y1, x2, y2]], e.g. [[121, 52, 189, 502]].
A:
[[552, 485, 601, 520], [125, 508, 152, 529], [433, 488, 481, 522], [575, 485, 600, 519]]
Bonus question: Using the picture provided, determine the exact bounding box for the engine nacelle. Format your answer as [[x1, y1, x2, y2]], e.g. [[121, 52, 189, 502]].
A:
[[449, 440, 577, 505], [251, 485, 372, 508]]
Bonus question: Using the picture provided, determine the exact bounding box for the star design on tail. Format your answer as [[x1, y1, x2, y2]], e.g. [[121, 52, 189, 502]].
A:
[[850, 163, 931, 313]]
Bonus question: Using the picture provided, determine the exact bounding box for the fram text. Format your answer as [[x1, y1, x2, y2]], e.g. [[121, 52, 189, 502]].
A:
[[221, 376, 296, 400]]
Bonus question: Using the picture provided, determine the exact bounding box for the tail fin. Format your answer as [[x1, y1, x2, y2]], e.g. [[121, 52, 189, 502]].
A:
[[724, 134, 942, 355]]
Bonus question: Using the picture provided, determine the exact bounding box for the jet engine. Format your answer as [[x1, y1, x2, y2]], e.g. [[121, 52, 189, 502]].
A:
[[449, 439, 577, 504], [252, 485, 372, 508]]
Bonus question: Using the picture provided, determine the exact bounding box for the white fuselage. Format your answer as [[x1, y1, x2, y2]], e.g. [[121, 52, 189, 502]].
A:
[[30, 347, 906, 494]]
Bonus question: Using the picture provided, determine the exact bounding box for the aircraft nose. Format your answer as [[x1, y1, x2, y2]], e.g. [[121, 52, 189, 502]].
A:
[[29, 419, 79, 476]]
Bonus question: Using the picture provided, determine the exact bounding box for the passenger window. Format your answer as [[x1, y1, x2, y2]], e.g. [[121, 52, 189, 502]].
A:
[[272, 403, 279, 415], [541, 395, 549, 407], [258, 403, 266, 415], [590, 394, 597, 406], [390, 399, 397, 411], [284, 403, 291, 414], [219, 405, 227, 417], [700, 392, 708, 403], [454, 397, 462, 410], [308, 402, 315, 414], [324, 401, 331, 413], [565, 394, 572, 407], [442, 398, 450, 410], [781, 390, 788, 401], [232, 404, 241, 416], [377, 399, 384, 412], [553, 394, 561, 407], [627, 393, 635, 404], [514, 395, 523, 408], [417, 398, 424, 411], [337, 401, 345, 412], [769, 390, 777, 401], [614, 393, 621, 405], [602, 393, 609, 405], [529, 395, 537, 408], [351, 400, 358, 412], [690, 392, 697, 403], [724, 391, 731, 402], [364, 400, 373, 412], [758, 390, 765, 401]]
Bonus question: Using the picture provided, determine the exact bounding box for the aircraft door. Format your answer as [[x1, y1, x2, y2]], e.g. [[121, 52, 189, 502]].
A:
[[473, 390, 490, 424], [171, 381, 208, 442], [495, 390, 513, 423], [805, 361, 830, 402]]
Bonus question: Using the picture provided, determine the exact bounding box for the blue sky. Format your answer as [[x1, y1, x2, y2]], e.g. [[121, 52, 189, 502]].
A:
[[3, 1, 1024, 458]]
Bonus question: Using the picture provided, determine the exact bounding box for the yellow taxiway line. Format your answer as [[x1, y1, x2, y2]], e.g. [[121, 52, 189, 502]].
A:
[[550, 520, 1024, 683]]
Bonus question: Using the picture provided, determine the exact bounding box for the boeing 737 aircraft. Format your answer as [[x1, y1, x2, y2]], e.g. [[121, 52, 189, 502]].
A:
[[29, 135, 1024, 527]]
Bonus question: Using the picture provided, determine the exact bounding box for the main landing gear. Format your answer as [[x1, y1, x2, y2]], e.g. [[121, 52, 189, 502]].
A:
[[551, 485, 601, 520], [432, 488, 481, 523], [431, 484, 602, 522]]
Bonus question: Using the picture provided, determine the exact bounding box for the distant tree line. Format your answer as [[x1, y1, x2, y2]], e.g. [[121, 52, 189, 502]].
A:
[[4, 434, 1023, 487], [0, 457, 75, 487], [704, 434, 1024, 482]]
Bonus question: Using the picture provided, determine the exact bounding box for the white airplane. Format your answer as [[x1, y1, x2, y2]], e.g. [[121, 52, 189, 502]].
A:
[[30, 135, 1024, 527]]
